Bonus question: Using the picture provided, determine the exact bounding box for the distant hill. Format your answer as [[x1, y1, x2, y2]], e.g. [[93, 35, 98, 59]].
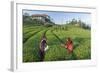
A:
[[23, 14, 55, 26]]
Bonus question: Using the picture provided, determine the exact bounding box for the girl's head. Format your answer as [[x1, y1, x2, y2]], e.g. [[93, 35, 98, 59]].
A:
[[67, 37, 73, 42], [66, 37, 71, 41], [68, 37, 71, 41], [67, 37, 73, 43]]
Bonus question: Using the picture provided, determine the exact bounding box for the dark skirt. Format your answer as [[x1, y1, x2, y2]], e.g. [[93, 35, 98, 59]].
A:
[[39, 50, 45, 61]]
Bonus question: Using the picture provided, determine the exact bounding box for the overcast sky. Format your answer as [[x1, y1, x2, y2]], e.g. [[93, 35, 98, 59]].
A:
[[23, 10, 91, 25]]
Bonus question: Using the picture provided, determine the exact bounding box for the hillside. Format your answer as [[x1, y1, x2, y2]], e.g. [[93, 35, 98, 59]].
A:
[[23, 24, 91, 62]]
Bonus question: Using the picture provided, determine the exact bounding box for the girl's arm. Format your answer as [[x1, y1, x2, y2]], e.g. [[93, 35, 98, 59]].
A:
[[39, 40, 42, 49]]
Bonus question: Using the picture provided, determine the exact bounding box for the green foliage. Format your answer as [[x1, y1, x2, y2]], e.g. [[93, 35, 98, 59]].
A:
[[67, 19, 91, 30], [23, 24, 91, 62], [74, 39, 91, 59]]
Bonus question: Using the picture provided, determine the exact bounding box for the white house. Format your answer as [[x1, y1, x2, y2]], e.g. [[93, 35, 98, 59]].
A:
[[31, 14, 51, 23]]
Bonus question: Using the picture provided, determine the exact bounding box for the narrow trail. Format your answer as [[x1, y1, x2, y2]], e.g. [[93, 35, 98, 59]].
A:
[[51, 30, 64, 44], [43, 29, 48, 36]]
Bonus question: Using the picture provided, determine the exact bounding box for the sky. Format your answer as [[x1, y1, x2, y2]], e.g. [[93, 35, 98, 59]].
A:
[[23, 10, 91, 25]]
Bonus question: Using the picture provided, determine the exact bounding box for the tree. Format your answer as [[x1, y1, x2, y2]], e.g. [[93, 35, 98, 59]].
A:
[[23, 12, 29, 16], [23, 13, 30, 23], [67, 18, 78, 25]]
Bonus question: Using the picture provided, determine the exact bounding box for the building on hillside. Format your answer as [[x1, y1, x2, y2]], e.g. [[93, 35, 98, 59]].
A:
[[31, 14, 54, 25]]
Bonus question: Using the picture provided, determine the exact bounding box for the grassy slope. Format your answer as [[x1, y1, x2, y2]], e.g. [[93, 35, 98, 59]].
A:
[[23, 25, 91, 62], [52, 26, 91, 59], [23, 28, 47, 62]]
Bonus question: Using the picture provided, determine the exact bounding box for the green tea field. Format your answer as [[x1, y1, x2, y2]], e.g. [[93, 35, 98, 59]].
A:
[[23, 25, 91, 62]]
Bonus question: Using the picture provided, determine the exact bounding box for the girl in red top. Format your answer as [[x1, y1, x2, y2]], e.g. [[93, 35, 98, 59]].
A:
[[61, 37, 73, 54], [65, 37, 73, 53]]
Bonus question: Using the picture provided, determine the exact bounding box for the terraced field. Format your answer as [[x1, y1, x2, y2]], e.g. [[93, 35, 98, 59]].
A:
[[23, 25, 91, 62]]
